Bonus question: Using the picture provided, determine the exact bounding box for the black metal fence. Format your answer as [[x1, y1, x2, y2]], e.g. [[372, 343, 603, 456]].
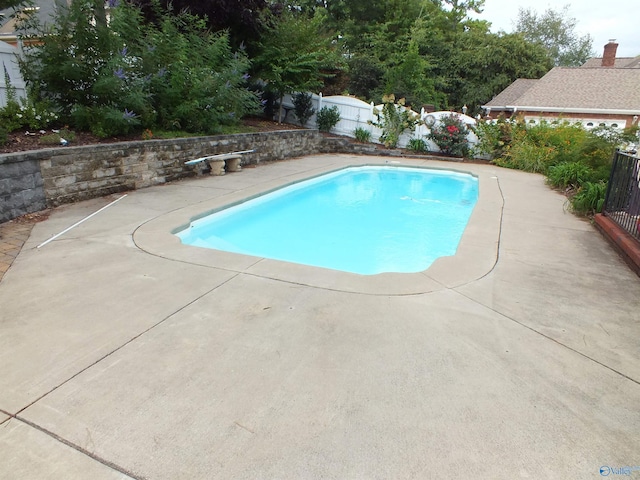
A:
[[603, 150, 640, 241]]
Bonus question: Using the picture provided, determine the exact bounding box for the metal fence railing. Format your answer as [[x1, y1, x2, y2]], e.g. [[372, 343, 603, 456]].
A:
[[603, 150, 640, 242]]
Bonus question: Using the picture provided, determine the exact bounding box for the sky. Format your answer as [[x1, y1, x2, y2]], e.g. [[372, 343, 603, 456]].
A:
[[469, 0, 640, 58]]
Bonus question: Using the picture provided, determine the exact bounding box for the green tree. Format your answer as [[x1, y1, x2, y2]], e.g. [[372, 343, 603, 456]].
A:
[[441, 0, 485, 33], [253, 10, 345, 122], [515, 6, 593, 66], [444, 30, 552, 113], [131, 0, 275, 53], [382, 39, 443, 109], [397, 3, 552, 113], [19, 0, 117, 114], [0, 0, 26, 10], [347, 54, 384, 100]]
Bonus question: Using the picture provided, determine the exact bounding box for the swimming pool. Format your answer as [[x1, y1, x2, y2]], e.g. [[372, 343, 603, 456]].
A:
[[176, 166, 478, 275]]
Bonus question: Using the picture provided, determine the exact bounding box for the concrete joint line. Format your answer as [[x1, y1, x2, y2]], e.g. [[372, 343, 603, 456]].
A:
[[449, 177, 640, 387], [12, 416, 142, 480], [452, 288, 640, 388], [12, 273, 242, 418], [0, 410, 11, 425]]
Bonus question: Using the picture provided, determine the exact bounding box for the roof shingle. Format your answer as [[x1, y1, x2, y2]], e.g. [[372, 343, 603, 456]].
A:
[[484, 79, 538, 108], [581, 56, 640, 68], [484, 67, 640, 112]]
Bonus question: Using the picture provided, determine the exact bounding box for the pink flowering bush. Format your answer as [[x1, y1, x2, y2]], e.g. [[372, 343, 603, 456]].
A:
[[428, 114, 470, 157]]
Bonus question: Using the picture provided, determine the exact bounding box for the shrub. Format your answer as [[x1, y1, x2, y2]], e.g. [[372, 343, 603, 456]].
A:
[[571, 181, 607, 215], [354, 127, 371, 143], [369, 94, 421, 148], [493, 140, 555, 173], [577, 131, 621, 182], [0, 125, 7, 146], [0, 64, 23, 132], [547, 162, 593, 190], [71, 105, 140, 138], [493, 120, 598, 175], [18, 0, 259, 136], [407, 137, 428, 152], [317, 105, 340, 132], [0, 96, 60, 133], [473, 117, 524, 159], [0, 98, 23, 133], [292, 92, 315, 126], [523, 121, 586, 164], [474, 117, 627, 216], [428, 113, 470, 157]]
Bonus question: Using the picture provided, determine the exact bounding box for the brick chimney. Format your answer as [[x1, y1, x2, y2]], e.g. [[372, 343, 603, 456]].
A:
[[602, 40, 618, 67]]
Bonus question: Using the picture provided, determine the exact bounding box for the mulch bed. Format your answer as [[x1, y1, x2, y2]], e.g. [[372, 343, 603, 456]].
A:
[[0, 130, 145, 154], [0, 117, 305, 155]]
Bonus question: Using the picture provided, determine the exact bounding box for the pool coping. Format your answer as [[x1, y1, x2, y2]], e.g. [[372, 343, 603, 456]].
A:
[[133, 158, 504, 295]]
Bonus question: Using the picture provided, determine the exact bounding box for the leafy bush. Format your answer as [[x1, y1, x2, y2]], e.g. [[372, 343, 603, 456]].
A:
[[354, 127, 372, 143], [523, 121, 586, 165], [407, 137, 428, 152], [292, 92, 315, 126], [473, 118, 625, 216], [473, 117, 524, 159], [71, 105, 141, 138], [0, 96, 59, 133], [0, 65, 23, 132], [577, 130, 625, 182], [0, 98, 23, 133], [18, 0, 259, 136], [0, 125, 7, 146], [493, 140, 554, 173], [547, 162, 593, 189], [428, 113, 470, 157], [1, 65, 59, 132], [317, 105, 340, 132], [369, 94, 421, 148], [571, 181, 607, 215], [489, 120, 619, 180]]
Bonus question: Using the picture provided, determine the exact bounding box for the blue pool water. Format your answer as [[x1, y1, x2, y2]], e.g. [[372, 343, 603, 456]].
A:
[[176, 166, 478, 275]]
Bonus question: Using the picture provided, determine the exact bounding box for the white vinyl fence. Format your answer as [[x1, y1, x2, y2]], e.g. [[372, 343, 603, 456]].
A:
[[0, 41, 26, 108], [280, 93, 478, 152]]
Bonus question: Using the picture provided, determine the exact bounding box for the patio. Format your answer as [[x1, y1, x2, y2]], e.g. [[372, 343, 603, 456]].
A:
[[1, 154, 639, 479]]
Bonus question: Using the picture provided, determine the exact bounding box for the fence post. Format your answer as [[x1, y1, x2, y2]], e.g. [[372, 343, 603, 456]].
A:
[[318, 92, 323, 114], [603, 149, 620, 215]]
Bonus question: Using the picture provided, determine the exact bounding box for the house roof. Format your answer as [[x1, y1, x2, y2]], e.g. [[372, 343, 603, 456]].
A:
[[483, 79, 538, 109], [0, 36, 16, 53], [581, 56, 640, 68], [483, 67, 640, 114], [0, 0, 63, 40]]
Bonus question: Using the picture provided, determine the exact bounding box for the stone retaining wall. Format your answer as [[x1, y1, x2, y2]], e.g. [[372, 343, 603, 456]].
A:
[[0, 154, 46, 223], [0, 129, 327, 222]]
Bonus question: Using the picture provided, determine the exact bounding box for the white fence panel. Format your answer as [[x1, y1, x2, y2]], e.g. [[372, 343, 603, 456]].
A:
[[278, 93, 478, 152], [320, 95, 374, 137], [0, 42, 26, 108]]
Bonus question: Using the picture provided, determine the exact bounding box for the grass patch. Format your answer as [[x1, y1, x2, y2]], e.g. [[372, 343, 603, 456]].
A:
[[39, 129, 76, 145]]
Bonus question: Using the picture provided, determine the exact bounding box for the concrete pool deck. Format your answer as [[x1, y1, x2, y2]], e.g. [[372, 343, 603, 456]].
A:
[[1, 154, 639, 479]]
